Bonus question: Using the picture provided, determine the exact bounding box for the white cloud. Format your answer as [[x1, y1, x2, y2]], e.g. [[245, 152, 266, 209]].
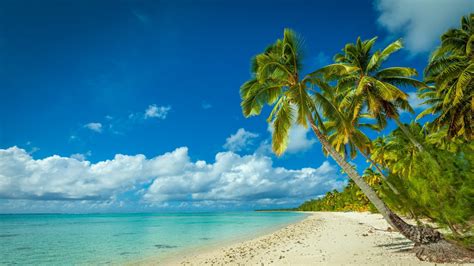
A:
[[0, 146, 188, 201], [407, 92, 426, 110], [265, 124, 316, 154], [143, 153, 342, 204], [223, 128, 259, 152], [144, 104, 171, 119], [84, 122, 103, 133], [286, 125, 317, 153], [70, 151, 92, 161], [0, 146, 343, 208], [375, 0, 474, 54]]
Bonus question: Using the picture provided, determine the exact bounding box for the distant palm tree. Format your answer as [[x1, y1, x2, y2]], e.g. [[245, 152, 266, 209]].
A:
[[240, 29, 441, 246], [324, 37, 427, 151], [419, 14, 473, 140]]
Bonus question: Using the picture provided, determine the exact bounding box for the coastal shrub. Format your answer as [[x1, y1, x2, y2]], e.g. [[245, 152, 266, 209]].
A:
[[298, 125, 474, 247], [379, 131, 474, 245]]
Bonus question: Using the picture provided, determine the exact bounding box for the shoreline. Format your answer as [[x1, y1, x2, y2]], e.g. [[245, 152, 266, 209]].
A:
[[141, 212, 443, 265], [132, 212, 310, 265]]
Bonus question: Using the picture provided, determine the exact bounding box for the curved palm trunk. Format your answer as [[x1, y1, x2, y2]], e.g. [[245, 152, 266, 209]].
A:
[[393, 117, 424, 151], [307, 114, 442, 242], [359, 151, 400, 195]]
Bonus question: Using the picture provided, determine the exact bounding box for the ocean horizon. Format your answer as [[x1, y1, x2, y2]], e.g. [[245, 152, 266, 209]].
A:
[[0, 211, 307, 264]]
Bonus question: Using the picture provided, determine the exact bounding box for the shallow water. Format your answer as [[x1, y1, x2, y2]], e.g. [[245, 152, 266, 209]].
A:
[[0, 212, 305, 264]]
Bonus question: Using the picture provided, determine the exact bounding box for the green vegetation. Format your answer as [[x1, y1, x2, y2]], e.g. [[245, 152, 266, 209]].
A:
[[297, 171, 382, 213], [241, 14, 473, 261], [297, 14, 474, 247], [297, 180, 377, 212]]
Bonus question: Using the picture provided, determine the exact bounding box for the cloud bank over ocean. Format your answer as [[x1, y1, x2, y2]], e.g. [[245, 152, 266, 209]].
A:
[[0, 130, 344, 212]]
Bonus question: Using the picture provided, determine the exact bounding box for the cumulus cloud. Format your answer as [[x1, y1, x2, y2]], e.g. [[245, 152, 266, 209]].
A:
[[84, 122, 103, 133], [70, 151, 92, 161], [407, 92, 426, 110], [223, 128, 259, 152], [264, 124, 316, 154], [144, 153, 342, 204], [0, 146, 187, 200], [144, 104, 171, 119], [0, 146, 343, 209], [375, 0, 474, 54], [286, 125, 317, 153]]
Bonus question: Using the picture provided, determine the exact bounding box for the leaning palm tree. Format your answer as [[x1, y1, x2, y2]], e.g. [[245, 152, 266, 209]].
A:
[[419, 14, 473, 140], [327, 37, 427, 151], [313, 81, 399, 194], [240, 29, 470, 262]]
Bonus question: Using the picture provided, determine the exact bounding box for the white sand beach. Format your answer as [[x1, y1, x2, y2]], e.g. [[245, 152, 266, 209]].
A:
[[158, 212, 442, 265]]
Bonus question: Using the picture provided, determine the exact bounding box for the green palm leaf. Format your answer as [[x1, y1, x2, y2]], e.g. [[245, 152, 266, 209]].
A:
[[272, 100, 294, 156]]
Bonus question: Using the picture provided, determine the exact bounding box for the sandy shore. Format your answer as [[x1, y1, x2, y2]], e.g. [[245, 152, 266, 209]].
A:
[[155, 212, 443, 265]]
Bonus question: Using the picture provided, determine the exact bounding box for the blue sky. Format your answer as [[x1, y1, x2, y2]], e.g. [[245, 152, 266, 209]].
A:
[[0, 0, 472, 213]]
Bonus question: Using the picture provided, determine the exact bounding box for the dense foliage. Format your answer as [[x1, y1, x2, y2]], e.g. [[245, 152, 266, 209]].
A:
[[297, 180, 377, 212], [296, 14, 473, 245]]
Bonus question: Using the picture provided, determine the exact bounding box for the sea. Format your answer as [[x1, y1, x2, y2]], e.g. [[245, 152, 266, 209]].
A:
[[0, 212, 306, 264]]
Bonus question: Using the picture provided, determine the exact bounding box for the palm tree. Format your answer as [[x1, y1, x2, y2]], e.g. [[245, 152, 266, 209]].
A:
[[240, 29, 446, 252], [313, 81, 399, 194], [419, 14, 473, 140], [371, 136, 389, 168], [325, 37, 427, 151]]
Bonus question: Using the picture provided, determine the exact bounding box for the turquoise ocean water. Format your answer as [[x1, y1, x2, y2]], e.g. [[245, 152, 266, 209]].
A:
[[0, 212, 306, 264]]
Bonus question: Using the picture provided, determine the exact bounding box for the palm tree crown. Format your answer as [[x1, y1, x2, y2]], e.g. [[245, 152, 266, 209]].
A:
[[240, 29, 315, 155], [314, 81, 375, 159], [319, 37, 427, 150], [419, 14, 473, 140]]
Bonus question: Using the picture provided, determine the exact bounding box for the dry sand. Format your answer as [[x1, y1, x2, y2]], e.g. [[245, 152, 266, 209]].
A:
[[149, 212, 452, 265]]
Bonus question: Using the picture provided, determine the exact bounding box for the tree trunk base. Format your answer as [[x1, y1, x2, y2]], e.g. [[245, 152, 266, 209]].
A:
[[388, 212, 442, 244], [388, 212, 474, 263], [413, 240, 474, 263]]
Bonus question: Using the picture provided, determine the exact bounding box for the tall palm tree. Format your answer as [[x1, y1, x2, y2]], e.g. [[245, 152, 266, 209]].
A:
[[325, 37, 427, 151], [313, 81, 399, 194], [240, 29, 444, 249], [419, 14, 473, 140]]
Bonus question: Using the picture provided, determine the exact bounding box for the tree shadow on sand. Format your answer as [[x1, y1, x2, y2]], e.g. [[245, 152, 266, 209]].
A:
[[376, 238, 414, 253]]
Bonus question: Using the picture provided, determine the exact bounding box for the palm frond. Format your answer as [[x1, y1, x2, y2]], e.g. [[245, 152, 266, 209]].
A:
[[376, 67, 418, 78], [271, 100, 294, 156]]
